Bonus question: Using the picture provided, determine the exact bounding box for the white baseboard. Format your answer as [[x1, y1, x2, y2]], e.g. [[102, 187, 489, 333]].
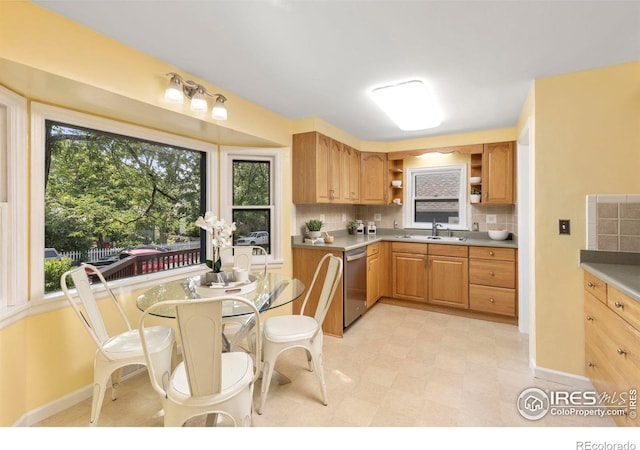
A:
[[15, 365, 147, 427], [532, 364, 594, 391]]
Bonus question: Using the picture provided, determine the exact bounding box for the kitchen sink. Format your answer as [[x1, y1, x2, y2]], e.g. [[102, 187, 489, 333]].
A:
[[394, 235, 467, 242]]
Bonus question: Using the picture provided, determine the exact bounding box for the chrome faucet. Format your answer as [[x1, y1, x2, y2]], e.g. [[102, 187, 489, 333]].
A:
[[432, 222, 442, 237]]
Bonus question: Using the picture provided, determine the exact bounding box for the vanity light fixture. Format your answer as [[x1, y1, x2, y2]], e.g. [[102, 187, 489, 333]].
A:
[[164, 72, 228, 120], [370, 80, 442, 131]]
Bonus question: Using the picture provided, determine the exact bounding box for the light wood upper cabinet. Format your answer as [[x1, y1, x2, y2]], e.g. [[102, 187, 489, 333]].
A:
[[292, 132, 360, 204], [343, 144, 360, 203], [360, 152, 387, 204], [482, 141, 515, 204]]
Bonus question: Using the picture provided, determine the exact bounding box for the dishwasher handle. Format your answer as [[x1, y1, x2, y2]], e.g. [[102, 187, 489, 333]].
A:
[[346, 250, 367, 262]]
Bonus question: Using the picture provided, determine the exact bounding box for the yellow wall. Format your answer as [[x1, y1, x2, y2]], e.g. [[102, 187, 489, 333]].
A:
[[0, 319, 27, 425], [532, 61, 640, 374]]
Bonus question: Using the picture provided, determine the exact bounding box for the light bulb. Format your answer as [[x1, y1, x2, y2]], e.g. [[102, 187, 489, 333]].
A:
[[190, 89, 208, 113], [212, 98, 228, 120], [164, 75, 184, 103]]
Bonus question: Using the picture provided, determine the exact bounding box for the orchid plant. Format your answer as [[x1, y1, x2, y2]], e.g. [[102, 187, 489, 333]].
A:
[[195, 212, 236, 273]]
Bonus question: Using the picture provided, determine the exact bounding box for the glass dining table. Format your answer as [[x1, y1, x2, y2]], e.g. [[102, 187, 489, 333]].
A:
[[136, 271, 306, 352]]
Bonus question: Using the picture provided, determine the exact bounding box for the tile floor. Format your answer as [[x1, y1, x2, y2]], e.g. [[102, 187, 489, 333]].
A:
[[34, 302, 616, 428]]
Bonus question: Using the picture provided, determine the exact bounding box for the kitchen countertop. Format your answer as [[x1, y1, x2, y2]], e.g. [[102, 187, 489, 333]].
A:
[[291, 229, 518, 252], [580, 250, 640, 303]]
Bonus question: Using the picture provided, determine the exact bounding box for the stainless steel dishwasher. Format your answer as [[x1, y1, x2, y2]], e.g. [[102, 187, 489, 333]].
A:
[[344, 247, 367, 327]]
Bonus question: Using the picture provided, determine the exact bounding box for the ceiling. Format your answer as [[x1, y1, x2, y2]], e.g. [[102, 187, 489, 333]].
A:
[[33, 1, 640, 142]]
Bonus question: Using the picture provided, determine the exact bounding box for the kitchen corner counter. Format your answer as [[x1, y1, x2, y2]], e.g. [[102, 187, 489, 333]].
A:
[[580, 250, 640, 303], [291, 229, 518, 252]]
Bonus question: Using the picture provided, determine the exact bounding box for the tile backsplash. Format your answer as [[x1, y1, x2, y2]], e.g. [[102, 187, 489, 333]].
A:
[[587, 195, 640, 252], [294, 203, 517, 235]]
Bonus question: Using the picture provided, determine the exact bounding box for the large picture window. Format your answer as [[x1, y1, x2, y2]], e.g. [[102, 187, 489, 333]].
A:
[[406, 165, 468, 230], [31, 104, 216, 300]]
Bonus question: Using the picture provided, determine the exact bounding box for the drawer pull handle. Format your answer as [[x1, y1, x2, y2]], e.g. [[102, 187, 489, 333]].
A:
[[489, 298, 495, 303], [586, 315, 593, 321], [616, 348, 627, 356], [587, 281, 595, 288], [489, 271, 495, 276], [489, 251, 494, 256], [587, 361, 595, 367], [614, 301, 624, 309]]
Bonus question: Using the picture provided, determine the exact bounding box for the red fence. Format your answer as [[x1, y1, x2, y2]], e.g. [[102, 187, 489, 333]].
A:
[[96, 248, 201, 282]]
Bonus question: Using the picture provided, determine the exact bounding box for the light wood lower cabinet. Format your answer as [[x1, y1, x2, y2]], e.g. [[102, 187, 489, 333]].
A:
[[583, 275, 640, 427], [391, 242, 427, 302], [427, 244, 469, 309], [468, 246, 517, 317], [366, 243, 381, 308]]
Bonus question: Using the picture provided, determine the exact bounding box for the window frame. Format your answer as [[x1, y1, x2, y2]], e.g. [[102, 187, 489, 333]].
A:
[[220, 147, 283, 267], [30, 103, 218, 306], [0, 85, 28, 326], [404, 164, 468, 230]]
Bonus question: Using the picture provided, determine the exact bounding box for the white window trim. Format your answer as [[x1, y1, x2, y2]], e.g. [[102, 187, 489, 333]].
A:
[[0, 86, 29, 327], [404, 164, 468, 230], [220, 146, 283, 267], [30, 103, 218, 309]]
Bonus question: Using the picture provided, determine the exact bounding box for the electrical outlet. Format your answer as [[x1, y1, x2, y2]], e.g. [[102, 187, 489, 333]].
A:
[[319, 214, 325, 223], [486, 214, 497, 224], [342, 213, 347, 222], [374, 213, 381, 221], [559, 219, 571, 235]]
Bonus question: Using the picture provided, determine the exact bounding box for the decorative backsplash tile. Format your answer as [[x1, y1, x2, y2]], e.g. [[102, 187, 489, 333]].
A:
[[294, 203, 517, 235], [587, 195, 640, 252]]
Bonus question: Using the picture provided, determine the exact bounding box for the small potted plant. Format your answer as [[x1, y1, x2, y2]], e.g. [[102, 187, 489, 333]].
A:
[[470, 188, 481, 204], [347, 220, 358, 234], [305, 219, 324, 239]]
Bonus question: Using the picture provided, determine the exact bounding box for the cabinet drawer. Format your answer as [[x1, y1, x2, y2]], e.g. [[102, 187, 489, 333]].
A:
[[367, 243, 380, 257], [607, 285, 640, 331], [391, 242, 427, 254], [469, 285, 516, 316], [469, 246, 516, 261], [585, 293, 640, 390], [584, 271, 607, 304], [469, 259, 515, 288], [428, 243, 468, 258]]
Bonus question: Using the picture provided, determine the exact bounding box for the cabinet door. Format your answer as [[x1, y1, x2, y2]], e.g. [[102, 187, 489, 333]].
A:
[[328, 138, 342, 202], [315, 134, 332, 202], [428, 255, 469, 309], [366, 253, 380, 308], [341, 145, 360, 203], [392, 252, 427, 302], [483, 142, 514, 204], [348, 145, 361, 203], [360, 152, 387, 204]]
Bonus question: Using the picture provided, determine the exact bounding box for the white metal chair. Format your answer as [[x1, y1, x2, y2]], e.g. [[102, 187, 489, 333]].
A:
[[139, 296, 262, 427], [220, 245, 268, 278], [258, 253, 343, 414], [220, 245, 268, 350], [60, 264, 175, 426]]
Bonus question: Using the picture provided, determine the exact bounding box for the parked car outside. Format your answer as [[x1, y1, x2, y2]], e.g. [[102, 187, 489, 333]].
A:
[[88, 245, 166, 267], [45, 247, 61, 260], [236, 231, 269, 246]]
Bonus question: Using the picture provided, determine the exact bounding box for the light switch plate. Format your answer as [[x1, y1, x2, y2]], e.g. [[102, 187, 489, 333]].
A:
[[486, 214, 497, 224], [374, 213, 381, 221], [319, 214, 325, 222], [342, 213, 347, 222]]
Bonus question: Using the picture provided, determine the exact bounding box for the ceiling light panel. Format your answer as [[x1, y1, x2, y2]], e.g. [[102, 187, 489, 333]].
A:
[[370, 80, 443, 131]]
